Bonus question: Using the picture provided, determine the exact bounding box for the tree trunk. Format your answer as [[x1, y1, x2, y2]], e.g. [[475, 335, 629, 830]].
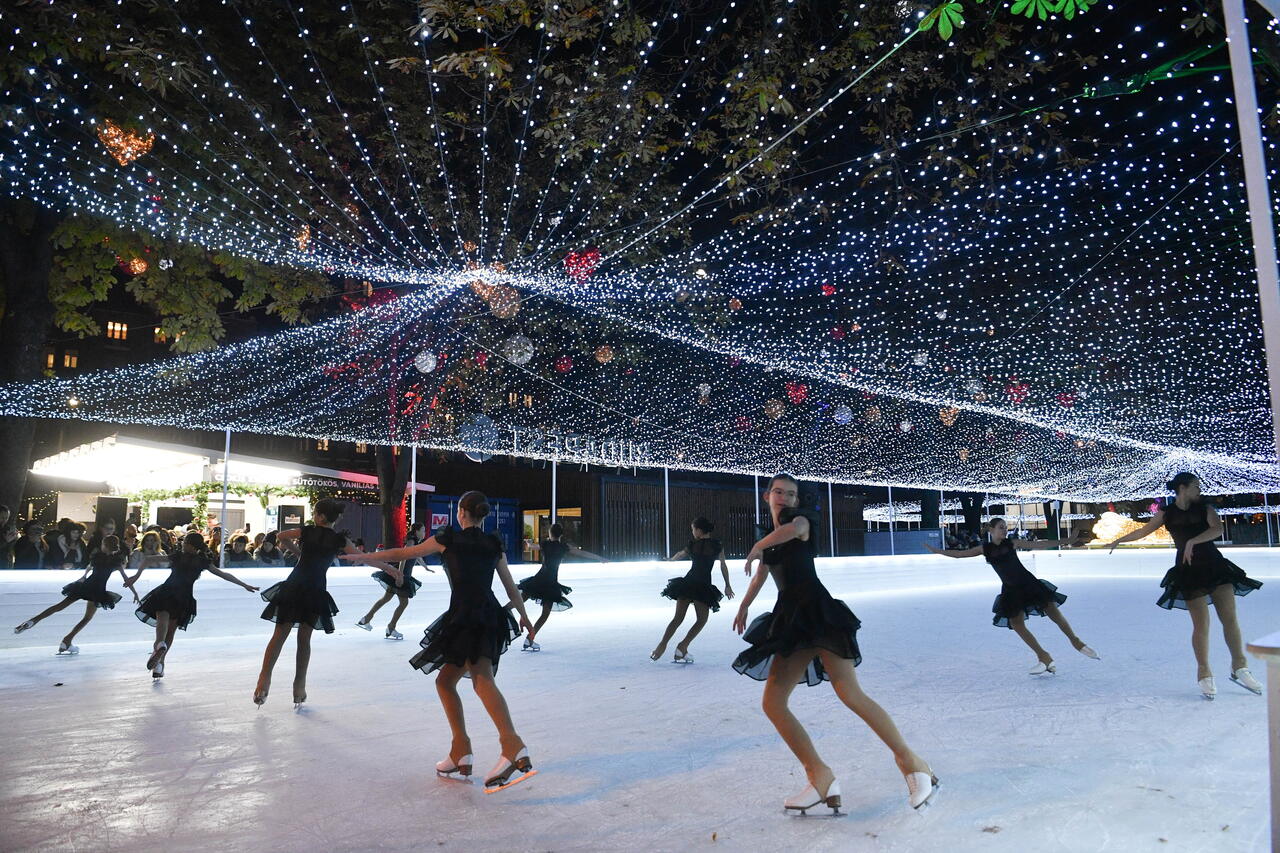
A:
[[1042, 500, 1060, 540], [0, 200, 63, 517], [375, 445, 410, 549], [957, 492, 984, 533]]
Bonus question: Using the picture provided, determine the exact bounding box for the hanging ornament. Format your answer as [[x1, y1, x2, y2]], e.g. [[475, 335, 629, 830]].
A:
[[785, 382, 808, 404], [1004, 377, 1030, 405], [463, 240, 478, 253], [474, 351, 489, 369], [96, 119, 155, 166], [728, 297, 743, 311], [413, 351, 438, 374], [912, 352, 929, 367], [964, 378, 983, 394], [864, 406, 882, 423], [820, 283, 837, 297], [563, 248, 601, 282], [295, 224, 311, 252], [848, 321, 862, 333], [487, 285, 520, 319], [833, 405, 853, 425], [555, 355, 574, 374], [764, 399, 785, 420], [117, 256, 148, 276], [469, 278, 495, 300], [830, 326, 846, 341], [158, 258, 173, 270], [501, 336, 534, 365], [935, 309, 948, 320], [939, 407, 959, 427], [675, 290, 691, 303], [957, 448, 970, 462], [594, 345, 615, 364], [898, 420, 913, 433], [735, 416, 753, 432], [1055, 391, 1078, 408]]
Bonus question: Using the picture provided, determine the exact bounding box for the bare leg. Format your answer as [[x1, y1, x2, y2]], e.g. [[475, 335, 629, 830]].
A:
[[762, 650, 834, 792], [1210, 584, 1249, 671], [153, 611, 171, 649], [820, 651, 930, 777], [1186, 596, 1213, 680], [62, 602, 98, 645], [387, 594, 411, 632], [1009, 613, 1052, 665], [651, 600, 690, 659], [468, 657, 525, 758], [1044, 604, 1086, 650], [19, 596, 75, 628], [256, 622, 294, 697], [677, 602, 710, 654], [531, 602, 553, 637], [435, 664, 471, 761], [362, 590, 394, 625], [293, 624, 313, 701]]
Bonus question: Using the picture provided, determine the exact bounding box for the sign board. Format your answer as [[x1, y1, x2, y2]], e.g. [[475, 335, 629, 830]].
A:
[[430, 512, 450, 531]]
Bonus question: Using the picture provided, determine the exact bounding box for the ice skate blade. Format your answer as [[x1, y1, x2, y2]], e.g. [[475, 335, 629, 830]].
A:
[[483, 769, 537, 794], [436, 770, 474, 784], [55, 645, 79, 656], [785, 803, 844, 817], [1230, 674, 1263, 695]]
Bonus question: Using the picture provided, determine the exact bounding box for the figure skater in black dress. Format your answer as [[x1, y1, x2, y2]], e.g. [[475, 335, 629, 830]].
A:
[[13, 535, 137, 655], [254, 499, 399, 709], [925, 517, 1098, 674], [133, 532, 259, 679], [1104, 472, 1263, 700], [650, 517, 734, 663], [515, 522, 605, 651], [732, 474, 936, 814], [341, 491, 537, 793], [356, 521, 434, 640]]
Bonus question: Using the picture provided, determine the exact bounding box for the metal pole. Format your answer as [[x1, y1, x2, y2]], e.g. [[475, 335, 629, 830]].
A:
[[1224, 0, 1280, 462], [409, 446, 418, 527], [754, 474, 760, 529], [887, 484, 896, 556], [663, 466, 671, 557], [1266, 492, 1274, 548], [827, 481, 836, 557], [219, 428, 231, 563], [550, 460, 558, 523]]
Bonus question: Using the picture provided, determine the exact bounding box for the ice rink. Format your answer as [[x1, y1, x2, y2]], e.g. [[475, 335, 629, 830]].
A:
[[1, 548, 1276, 852]]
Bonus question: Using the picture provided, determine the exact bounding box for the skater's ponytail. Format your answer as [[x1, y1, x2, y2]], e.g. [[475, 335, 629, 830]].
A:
[[459, 490, 492, 520], [313, 497, 345, 525], [549, 523, 564, 539], [1166, 472, 1197, 494], [182, 531, 206, 552], [692, 517, 715, 534]]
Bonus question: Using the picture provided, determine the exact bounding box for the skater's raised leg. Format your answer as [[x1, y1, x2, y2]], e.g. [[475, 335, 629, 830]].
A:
[[821, 650, 930, 777], [18, 596, 75, 630], [651, 599, 689, 660], [762, 650, 835, 795], [361, 590, 394, 627]]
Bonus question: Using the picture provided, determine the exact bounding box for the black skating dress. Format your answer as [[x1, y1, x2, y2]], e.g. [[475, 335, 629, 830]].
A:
[[1157, 501, 1262, 610], [733, 509, 861, 686], [984, 539, 1067, 629], [409, 526, 520, 675], [517, 540, 574, 611], [135, 551, 210, 630], [661, 537, 724, 611], [61, 552, 125, 609], [372, 561, 423, 598], [259, 526, 346, 633]]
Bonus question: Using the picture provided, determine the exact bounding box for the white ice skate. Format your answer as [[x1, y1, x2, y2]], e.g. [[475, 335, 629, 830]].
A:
[[146, 641, 167, 671], [152, 660, 164, 679], [1199, 676, 1217, 700], [385, 628, 403, 641], [436, 753, 474, 782], [522, 638, 540, 652], [1230, 668, 1262, 695], [1029, 659, 1056, 675], [483, 747, 537, 793], [905, 771, 940, 810], [673, 648, 693, 664], [1076, 644, 1100, 660], [784, 779, 843, 816], [13, 620, 34, 634], [355, 619, 372, 631], [56, 641, 79, 655]]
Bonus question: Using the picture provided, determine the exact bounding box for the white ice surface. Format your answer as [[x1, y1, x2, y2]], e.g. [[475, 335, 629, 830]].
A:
[[1, 548, 1276, 852]]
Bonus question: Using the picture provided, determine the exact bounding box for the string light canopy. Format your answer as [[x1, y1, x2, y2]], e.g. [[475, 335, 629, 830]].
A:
[[0, 2, 1277, 499]]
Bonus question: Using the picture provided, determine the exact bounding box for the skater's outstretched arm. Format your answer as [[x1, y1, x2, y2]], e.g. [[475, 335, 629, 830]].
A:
[[495, 555, 536, 638], [568, 546, 605, 562], [732, 562, 773, 634], [206, 565, 260, 593], [719, 553, 734, 600], [1104, 510, 1165, 553], [339, 536, 443, 565], [666, 548, 689, 561], [341, 543, 404, 584], [923, 543, 983, 558], [276, 529, 302, 558], [1014, 530, 1089, 551]]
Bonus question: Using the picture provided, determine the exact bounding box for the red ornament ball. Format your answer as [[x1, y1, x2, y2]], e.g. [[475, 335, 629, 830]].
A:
[[555, 355, 573, 374]]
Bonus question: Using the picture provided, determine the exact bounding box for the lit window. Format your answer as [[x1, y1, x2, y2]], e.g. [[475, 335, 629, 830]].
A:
[[44, 349, 55, 369], [63, 350, 79, 369], [355, 442, 368, 454], [316, 439, 330, 451], [153, 327, 167, 344], [106, 321, 128, 340]]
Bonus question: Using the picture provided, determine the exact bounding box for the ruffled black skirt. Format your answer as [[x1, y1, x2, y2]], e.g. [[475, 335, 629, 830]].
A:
[[518, 573, 573, 611], [259, 580, 339, 633], [61, 581, 122, 609], [1157, 552, 1262, 610], [409, 598, 521, 675], [661, 576, 723, 611], [732, 583, 861, 686], [992, 578, 1067, 628], [135, 584, 198, 629], [373, 570, 423, 598]]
